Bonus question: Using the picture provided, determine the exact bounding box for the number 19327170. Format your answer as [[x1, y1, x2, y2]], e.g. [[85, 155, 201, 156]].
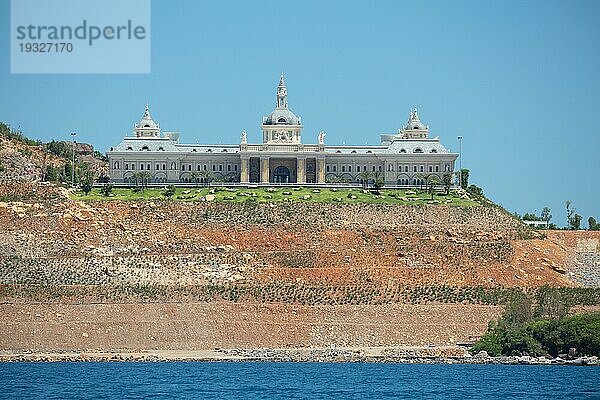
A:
[[19, 42, 73, 52]]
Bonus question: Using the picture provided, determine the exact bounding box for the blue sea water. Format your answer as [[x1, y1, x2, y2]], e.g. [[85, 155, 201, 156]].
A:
[[0, 362, 598, 399]]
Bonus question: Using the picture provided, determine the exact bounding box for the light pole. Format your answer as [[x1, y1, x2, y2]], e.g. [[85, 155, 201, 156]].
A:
[[457, 136, 463, 189], [71, 132, 76, 187]]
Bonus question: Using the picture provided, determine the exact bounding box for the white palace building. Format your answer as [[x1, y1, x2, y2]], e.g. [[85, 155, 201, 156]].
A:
[[107, 75, 458, 186]]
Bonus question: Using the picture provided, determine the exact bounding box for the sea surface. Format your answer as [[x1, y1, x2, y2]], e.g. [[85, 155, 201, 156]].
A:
[[0, 362, 598, 399]]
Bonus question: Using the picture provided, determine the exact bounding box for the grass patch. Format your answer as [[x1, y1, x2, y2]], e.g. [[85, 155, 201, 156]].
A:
[[72, 187, 480, 206]]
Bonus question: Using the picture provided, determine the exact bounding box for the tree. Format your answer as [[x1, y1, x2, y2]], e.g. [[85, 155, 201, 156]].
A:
[[589, 217, 600, 231], [44, 164, 58, 182], [572, 214, 582, 230], [199, 170, 213, 187], [566, 201, 581, 230], [541, 207, 552, 224], [358, 170, 371, 189], [467, 184, 484, 197], [132, 171, 151, 190], [190, 171, 202, 187], [442, 172, 452, 195], [100, 184, 113, 197], [372, 171, 384, 192], [460, 168, 469, 189], [427, 175, 440, 200], [522, 213, 541, 221], [80, 179, 93, 195]]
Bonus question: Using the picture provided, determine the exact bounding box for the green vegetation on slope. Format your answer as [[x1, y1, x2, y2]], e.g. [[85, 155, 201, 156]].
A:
[[471, 287, 600, 357], [3, 284, 598, 309], [471, 312, 600, 357], [73, 186, 480, 206]]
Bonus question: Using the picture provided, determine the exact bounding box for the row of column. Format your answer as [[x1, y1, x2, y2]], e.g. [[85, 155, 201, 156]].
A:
[[240, 157, 325, 184]]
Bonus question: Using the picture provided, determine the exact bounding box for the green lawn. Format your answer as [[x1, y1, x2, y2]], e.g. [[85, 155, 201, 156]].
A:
[[73, 186, 480, 206]]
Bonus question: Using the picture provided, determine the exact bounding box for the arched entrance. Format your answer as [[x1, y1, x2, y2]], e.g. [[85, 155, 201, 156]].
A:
[[273, 166, 291, 183]]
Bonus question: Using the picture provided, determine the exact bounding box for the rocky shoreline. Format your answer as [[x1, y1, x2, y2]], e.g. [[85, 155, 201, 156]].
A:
[[1, 348, 598, 366]]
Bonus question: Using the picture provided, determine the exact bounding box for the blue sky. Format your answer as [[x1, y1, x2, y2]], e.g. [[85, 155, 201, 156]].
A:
[[1, 0, 599, 226]]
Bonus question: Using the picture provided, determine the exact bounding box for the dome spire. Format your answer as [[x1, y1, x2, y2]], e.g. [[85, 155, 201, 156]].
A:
[[410, 106, 419, 122], [276, 73, 288, 109]]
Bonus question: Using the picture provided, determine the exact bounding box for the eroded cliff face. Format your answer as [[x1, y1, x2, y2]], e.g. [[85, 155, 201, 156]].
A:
[[0, 183, 598, 351], [0, 184, 590, 291]]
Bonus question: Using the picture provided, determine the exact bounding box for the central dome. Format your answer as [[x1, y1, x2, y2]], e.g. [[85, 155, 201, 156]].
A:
[[264, 108, 300, 126]]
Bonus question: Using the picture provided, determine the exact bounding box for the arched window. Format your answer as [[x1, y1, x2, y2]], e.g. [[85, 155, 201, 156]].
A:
[[141, 146, 149, 151], [158, 147, 164, 151], [277, 117, 287, 124], [207, 149, 212, 153], [126, 146, 133, 151], [430, 149, 437, 153], [400, 149, 407, 153], [192, 149, 197, 152], [414, 148, 423, 153], [366, 150, 373, 154], [113, 161, 119, 169], [170, 162, 176, 170], [336, 150, 342, 153], [222, 149, 228, 153], [351, 150, 357, 154]]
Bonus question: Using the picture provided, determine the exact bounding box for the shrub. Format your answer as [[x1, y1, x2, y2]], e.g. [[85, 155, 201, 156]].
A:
[[80, 179, 93, 195], [162, 185, 176, 198], [100, 184, 113, 197]]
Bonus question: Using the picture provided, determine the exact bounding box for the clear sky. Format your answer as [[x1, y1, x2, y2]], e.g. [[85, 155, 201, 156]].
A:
[[1, 0, 598, 227]]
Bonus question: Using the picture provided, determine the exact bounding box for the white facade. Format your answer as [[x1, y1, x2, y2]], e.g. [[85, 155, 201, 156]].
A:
[[107, 75, 458, 186]]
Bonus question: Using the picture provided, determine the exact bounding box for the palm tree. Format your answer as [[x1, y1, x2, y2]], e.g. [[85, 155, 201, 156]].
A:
[[190, 171, 202, 187], [427, 175, 440, 200], [372, 171, 384, 193], [199, 170, 213, 187], [358, 170, 371, 189], [442, 172, 452, 195]]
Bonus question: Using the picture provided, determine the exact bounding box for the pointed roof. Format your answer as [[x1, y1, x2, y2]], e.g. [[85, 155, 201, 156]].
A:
[[404, 107, 428, 131], [141, 103, 152, 120], [134, 104, 160, 137]]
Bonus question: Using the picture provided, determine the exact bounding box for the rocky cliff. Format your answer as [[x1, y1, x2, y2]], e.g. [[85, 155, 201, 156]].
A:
[[0, 183, 598, 352]]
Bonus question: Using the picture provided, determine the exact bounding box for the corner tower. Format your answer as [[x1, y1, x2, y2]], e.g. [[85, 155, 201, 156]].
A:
[[261, 74, 303, 144]]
